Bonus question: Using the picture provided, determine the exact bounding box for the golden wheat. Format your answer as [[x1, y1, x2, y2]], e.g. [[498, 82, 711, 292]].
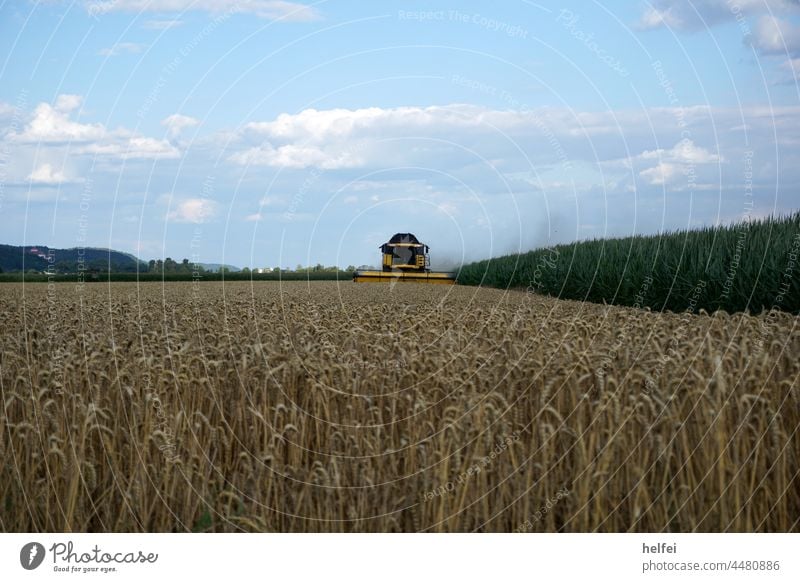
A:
[[0, 281, 798, 532]]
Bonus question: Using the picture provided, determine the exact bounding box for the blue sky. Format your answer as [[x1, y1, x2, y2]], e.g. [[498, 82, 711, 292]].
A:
[[1, 0, 799, 269]]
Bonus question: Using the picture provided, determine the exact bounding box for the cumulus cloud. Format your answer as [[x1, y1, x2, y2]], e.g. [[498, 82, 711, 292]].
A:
[[639, 162, 682, 185], [14, 97, 103, 143], [167, 198, 218, 223], [161, 113, 200, 138], [639, 0, 799, 31], [235, 104, 706, 155], [98, 42, 145, 56], [8, 95, 180, 160], [228, 104, 720, 172], [79, 136, 180, 159], [751, 15, 800, 54], [86, 0, 320, 21], [640, 139, 721, 164], [241, 103, 800, 150], [229, 104, 574, 169], [242, 105, 502, 143], [638, 140, 720, 186], [599, 139, 722, 186], [27, 163, 79, 185], [55, 94, 82, 112], [230, 143, 364, 169]]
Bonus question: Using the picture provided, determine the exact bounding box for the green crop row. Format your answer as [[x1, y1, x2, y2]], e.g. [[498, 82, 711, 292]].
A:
[[456, 212, 800, 314]]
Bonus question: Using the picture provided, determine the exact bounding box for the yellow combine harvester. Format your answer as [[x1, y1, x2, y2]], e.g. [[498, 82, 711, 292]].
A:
[[353, 233, 456, 284]]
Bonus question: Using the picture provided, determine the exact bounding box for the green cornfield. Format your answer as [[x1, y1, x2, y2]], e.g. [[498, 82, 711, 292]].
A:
[[457, 213, 800, 315]]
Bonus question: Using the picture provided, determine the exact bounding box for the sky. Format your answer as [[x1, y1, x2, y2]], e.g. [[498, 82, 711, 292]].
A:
[[1, 0, 799, 270]]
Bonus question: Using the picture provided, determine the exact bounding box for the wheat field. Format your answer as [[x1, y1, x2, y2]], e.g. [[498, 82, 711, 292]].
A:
[[1, 281, 798, 532]]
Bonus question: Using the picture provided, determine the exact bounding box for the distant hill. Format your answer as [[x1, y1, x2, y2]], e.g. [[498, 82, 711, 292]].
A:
[[0, 244, 143, 273]]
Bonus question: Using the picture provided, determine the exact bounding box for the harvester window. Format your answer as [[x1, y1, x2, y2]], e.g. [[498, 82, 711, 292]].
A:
[[393, 246, 413, 266]]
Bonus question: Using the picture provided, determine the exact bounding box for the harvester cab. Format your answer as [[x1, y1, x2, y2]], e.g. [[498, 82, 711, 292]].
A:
[[380, 233, 430, 272], [353, 233, 456, 284]]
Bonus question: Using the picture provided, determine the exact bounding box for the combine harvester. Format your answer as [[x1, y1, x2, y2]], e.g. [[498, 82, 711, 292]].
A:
[[353, 233, 456, 285]]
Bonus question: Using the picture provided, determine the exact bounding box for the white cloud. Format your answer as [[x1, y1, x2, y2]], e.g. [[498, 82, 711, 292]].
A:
[[231, 104, 800, 172], [751, 15, 800, 55], [640, 140, 721, 164], [242, 105, 497, 143], [230, 104, 557, 169], [343, 195, 358, 204], [161, 113, 199, 138], [244, 213, 263, 221], [227, 104, 725, 172], [98, 42, 145, 57], [637, 140, 721, 186], [86, 1, 320, 21], [27, 163, 78, 185], [639, 0, 799, 31], [54, 94, 82, 113], [9, 95, 181, 160], [234, 104, 702, 159], [142, 19, 184, 30], [167, 198, 217, 223], [230, 143, 363, 169], [79, 136, 180, 159], [639, 162, 682, 186], [14, 98, 103, 143]]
